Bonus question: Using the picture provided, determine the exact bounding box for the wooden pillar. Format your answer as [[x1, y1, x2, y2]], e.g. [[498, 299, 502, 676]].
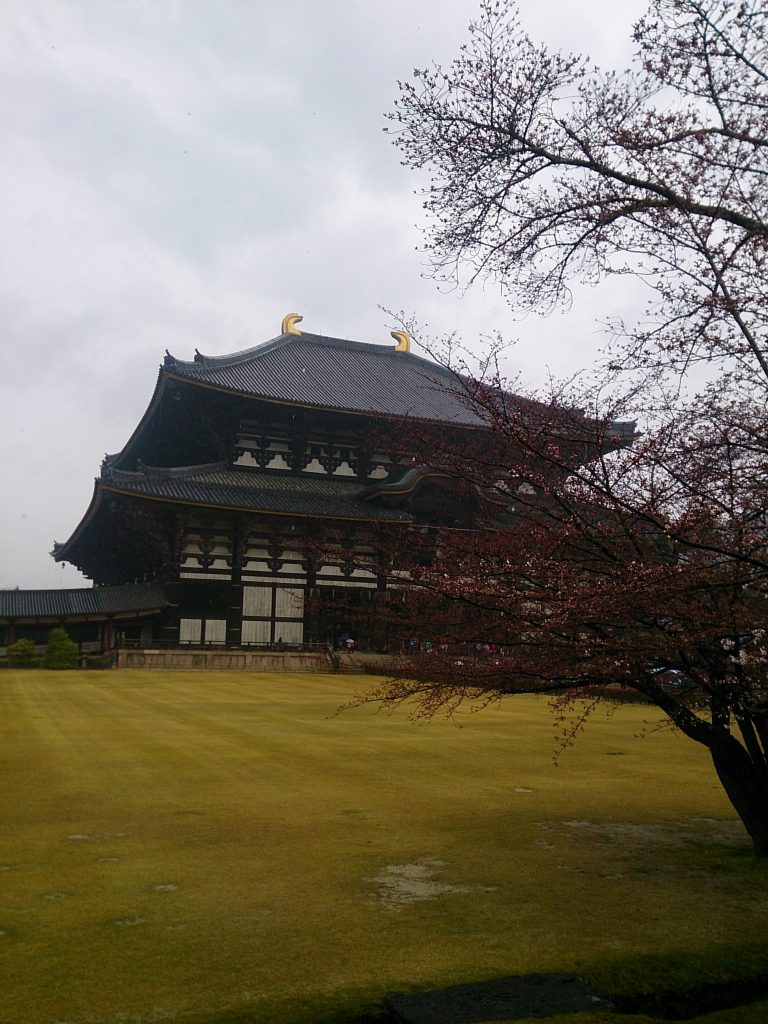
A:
[[304, 550, 317, 646], [374, 576, 388, 652], [159, 582, 181, 646], [161, 513, 187, 648], [226, 517, 244, 647]]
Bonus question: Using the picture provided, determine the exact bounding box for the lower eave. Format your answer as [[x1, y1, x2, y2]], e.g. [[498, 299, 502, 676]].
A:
[[53, 477, 412, 566], [101, 484, 410, 522]]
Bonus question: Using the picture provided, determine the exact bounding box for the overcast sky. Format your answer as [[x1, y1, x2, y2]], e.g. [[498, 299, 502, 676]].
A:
[[1, 0, 648, 590]]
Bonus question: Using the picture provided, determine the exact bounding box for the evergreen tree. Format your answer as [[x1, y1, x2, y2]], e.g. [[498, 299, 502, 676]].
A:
[[43, 628, 78, 670], [6, 638, 38, 668]]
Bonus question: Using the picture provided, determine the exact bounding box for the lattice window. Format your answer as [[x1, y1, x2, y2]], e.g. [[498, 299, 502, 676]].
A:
[[204, 619, 227, 645], [243, 585, 272, 617], [241, 620, 271, 645], [179, 618, 202, 644], [275, 621, 304, 644], [275, 586, 304, 619]]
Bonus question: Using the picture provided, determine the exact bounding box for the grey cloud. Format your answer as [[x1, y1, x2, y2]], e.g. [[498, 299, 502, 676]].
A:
[[1, 0, 647, 588]]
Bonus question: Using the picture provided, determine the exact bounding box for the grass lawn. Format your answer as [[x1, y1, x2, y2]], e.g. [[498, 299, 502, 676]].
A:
[[1, 670, 767, 1024]]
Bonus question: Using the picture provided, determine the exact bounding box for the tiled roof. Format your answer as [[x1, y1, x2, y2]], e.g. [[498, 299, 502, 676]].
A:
[[0, 581, 170, 620], [103, 463, 412, 522], [164, 331, 489, 425]]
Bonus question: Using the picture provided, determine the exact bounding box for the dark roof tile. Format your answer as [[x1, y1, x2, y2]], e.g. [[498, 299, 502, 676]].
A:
[[165, 332, 488, 425], [0, 581, 170, 620], [104, 463, 411, 522]]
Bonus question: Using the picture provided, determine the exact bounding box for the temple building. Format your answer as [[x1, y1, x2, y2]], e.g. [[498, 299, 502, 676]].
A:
[[2, 317, 496, 665], [1, 315, 635, 666]]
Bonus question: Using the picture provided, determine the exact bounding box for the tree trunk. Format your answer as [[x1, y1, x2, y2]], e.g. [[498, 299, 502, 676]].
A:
[[708, 731, 768, 856]]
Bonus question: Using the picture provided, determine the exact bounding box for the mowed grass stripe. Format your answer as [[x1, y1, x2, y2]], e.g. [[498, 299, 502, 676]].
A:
[[0, 671, 766, 1024]]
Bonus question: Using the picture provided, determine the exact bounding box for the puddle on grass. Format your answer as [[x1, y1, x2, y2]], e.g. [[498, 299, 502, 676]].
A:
[[114, 917, 148, 928], [153, 884, 179, 893], [367, 857, 496, 908], [555, 817, 747, 849], [43, 892, 70, 902]]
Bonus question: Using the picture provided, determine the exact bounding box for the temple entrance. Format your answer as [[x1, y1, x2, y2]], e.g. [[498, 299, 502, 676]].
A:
[[310, 586, 384, 651], [241, 584, 305, 645]]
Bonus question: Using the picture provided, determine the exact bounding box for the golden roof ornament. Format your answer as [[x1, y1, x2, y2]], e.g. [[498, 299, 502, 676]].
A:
[[281, 313, 303, 335], [391, 330, 410, 353]]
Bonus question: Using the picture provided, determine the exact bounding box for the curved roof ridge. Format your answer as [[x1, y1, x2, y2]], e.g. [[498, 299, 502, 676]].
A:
[[165, 333, 289, 369], [165, 329, 444, 369], [292, 332, 438, 361]]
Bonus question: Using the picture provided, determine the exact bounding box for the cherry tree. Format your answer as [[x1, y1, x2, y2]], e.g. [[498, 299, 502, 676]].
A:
[[370, 0, 768, 851], [388, 0, 768, 389], [365, 375, 768, 851]]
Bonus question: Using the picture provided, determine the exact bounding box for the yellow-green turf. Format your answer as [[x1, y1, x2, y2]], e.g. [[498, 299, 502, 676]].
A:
[[1, 671, 767, 1024]]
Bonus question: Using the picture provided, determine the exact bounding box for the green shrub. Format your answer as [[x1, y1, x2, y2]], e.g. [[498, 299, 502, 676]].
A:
[[6, 637, 38, 667], [43, 628, 78, 670]]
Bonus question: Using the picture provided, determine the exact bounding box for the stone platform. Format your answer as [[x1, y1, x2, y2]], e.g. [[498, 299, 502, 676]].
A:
[[114, 648, 397, 673]]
